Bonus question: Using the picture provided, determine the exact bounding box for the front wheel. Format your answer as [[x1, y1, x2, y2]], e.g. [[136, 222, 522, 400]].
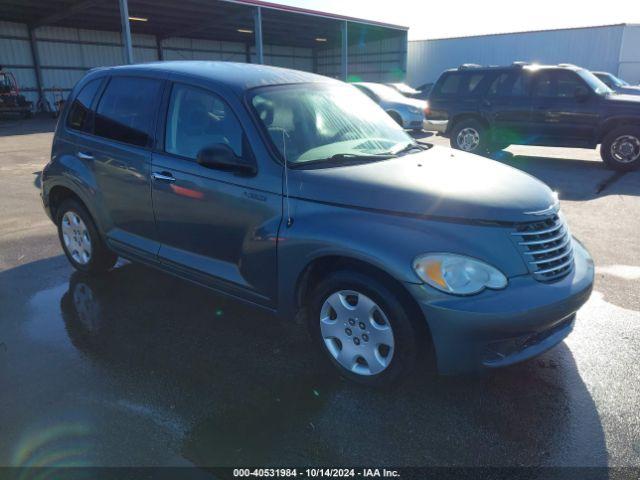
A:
[[601, 126, 640, 172], [450, 119, 489, 154], [56, 199, 117, 274], [308, 270, 420, 387]]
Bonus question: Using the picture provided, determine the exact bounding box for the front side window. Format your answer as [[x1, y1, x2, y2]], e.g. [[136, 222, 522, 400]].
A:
[[94, 76, 162, 147], [67, 78, 103, 132], [165, 84, 243, 160], [251, 83, 412, 166]]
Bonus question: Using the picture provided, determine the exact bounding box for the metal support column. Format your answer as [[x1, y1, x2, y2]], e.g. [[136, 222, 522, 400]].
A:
[[401, 30, 408, 81], [118, 0, 134, 64], [245, 43, 252, 64], [254, 6, 264, 64], [341, 21, 348, 81], [28, 27, 45, 112], [156, 36, 164, 61]]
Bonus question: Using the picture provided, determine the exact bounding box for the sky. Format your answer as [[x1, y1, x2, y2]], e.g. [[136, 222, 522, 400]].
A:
[[269, 0, 640, 40]]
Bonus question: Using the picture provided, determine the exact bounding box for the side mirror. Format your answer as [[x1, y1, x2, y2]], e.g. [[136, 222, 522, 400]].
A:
[[196, 144, 256, 175], [575, 86, 590, 102]]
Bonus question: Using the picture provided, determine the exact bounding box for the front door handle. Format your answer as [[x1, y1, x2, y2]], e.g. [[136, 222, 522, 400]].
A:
[[77, 151, 94, 160], [151, 171, 176, 183]]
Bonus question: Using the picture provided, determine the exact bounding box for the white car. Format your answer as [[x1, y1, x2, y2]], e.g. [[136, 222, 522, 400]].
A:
[[353, 82, 427, 131]]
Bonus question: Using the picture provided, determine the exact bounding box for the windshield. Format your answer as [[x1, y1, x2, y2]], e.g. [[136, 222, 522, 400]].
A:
[[577, 70, 614, 95], [251, 83, 414, 166], [358, 83, 410, 102], [390, 83, 419, 95], [601, 72, 629, 87]]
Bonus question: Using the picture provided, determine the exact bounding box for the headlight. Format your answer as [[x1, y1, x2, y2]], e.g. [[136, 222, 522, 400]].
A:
[[408, 106, 420, 114], [413, 253, 508, 295]]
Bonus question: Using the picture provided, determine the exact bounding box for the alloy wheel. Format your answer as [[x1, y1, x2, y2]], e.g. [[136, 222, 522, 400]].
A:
[[61, 211, 92, 265], [456, 127, 480, 151], [320, 290, 395, 376], [611, 135, 640, 164]]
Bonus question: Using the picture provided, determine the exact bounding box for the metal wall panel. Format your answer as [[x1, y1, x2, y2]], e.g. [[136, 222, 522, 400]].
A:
[[317, 33, 406, 82], [408, 25, 626, 86], [619, 25, 640, 84]]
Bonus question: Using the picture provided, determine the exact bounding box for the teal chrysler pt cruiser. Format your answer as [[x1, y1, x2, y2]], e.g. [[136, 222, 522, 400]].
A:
[[42, 62, 594, 386]]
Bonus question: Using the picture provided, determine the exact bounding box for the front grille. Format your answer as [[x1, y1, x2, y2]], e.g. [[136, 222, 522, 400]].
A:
[[512, 214, 574, 282]]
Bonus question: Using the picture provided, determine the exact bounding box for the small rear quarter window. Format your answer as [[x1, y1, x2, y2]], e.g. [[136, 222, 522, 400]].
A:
[[67, 78, 103, 132]]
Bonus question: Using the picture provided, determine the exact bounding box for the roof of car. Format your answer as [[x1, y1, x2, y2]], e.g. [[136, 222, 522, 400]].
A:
[[98, 61, 339, 93], [443, 63, 585, 74]]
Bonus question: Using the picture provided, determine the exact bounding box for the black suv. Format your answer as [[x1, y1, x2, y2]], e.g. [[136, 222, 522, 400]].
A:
[[425, 63, 640, 171]]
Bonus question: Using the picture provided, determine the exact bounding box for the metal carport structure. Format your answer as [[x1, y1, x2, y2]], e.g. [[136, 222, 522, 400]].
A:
[[0, 0, 408, 111]]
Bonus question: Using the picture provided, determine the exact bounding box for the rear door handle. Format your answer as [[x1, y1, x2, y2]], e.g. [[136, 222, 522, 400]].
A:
[[77, 151, 94, 160], [151, 171, 176, 183]]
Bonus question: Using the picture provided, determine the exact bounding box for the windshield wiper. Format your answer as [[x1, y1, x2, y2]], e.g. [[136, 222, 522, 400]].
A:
[[290, 152, 396, 169], [387, 142, 429, 156]]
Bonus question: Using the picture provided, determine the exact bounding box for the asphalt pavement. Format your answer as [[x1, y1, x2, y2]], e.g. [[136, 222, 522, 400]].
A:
[[0, 117, 639, 469]]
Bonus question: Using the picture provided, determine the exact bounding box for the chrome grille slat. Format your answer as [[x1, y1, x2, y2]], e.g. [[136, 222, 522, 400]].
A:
[[535, 258, 574, 275], [513, 213, 574, 282], [511, 223, 563, 236], [528, 246, 573, 266], [522, 236, 571, 255], [518, 228, 566, 245]]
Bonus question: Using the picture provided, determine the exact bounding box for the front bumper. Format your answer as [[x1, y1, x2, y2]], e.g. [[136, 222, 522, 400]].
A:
[[423, 119, 448, 134], [406, 238, 594, 374]]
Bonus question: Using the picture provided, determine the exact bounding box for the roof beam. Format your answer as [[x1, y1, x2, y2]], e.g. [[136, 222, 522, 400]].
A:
[[30, 0, 104, 28], [159, 11, 248, 40]]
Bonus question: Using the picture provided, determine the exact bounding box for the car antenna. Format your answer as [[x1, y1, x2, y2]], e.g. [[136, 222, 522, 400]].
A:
[[282, 129, 293, 228]]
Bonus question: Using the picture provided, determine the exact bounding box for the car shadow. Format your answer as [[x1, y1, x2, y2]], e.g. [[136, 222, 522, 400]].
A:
[[488, 151, 640, 200], [0, 258, 609, 468]]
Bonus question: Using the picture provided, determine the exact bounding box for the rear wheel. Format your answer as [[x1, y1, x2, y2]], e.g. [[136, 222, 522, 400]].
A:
[[56, 199, 117, 274], [307, 270, 419, 387], [601, 126, 640, 172], [450, 119, 489, 154]]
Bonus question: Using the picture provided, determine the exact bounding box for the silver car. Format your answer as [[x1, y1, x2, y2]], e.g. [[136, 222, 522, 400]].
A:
[[353, 82, 426, 131]]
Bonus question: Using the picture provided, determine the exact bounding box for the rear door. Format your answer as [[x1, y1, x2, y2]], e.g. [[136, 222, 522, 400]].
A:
[[85, 75, 164, 260], [150, 81, 281, 306], [481, 69, 533, 144]]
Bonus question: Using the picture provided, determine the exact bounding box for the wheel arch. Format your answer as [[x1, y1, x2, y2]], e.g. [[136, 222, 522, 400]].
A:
[[598, 117, 640, 143], [386, 110, 403, 126], [448, 113, 489, 134], [293, 254, 431, 341]]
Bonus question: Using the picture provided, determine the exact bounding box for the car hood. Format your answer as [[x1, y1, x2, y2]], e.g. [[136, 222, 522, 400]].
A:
[[606, 92, 640, 104], [382, 97, 426, 110], [618, 86, 640, 95], [290, 146, 557, 223]]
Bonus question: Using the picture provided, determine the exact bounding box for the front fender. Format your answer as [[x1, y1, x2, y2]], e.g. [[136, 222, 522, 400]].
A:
[[276, 198, 527, 321]]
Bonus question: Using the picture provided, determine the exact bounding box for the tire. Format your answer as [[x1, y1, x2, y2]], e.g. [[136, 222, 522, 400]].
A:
[[450, 119, 489, 154], [600, 126, 640, 172], [307, 270, 420, 387], [56, 198, 117, 274]]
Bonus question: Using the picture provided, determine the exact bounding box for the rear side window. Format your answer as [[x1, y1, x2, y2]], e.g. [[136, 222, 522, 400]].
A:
[[433, 73, 462, 97], [94, 76, 162, 147], [461, 73, 487, 95], [67, 79, 102, 132], [165, 83, 243, 160], [487, 71, 528, 97]]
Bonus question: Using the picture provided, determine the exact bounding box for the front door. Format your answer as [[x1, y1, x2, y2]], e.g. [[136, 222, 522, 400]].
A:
[[529, 69, 601, 147], [151, 82, 281, 306]]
